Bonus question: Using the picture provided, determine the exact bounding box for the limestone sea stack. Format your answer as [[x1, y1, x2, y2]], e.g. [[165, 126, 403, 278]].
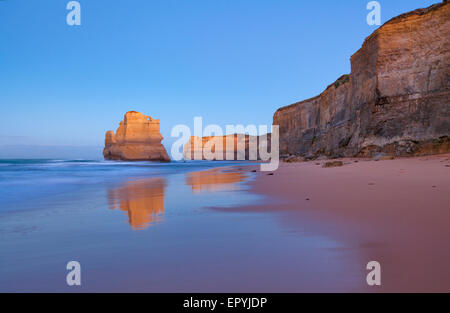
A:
[[103, 111, 170, 161], [274, 1, 450, 158]]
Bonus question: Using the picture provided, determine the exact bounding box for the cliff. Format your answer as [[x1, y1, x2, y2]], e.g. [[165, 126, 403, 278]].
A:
[[274, 1, 450, 158], [183, 134, 271, 160], [103, 111, 170, 161]]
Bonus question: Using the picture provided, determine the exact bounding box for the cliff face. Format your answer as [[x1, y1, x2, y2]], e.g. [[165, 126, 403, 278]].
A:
[[274, 2, 450, 158], [183, 134, 271, 160], [103, 111, 170, 161]]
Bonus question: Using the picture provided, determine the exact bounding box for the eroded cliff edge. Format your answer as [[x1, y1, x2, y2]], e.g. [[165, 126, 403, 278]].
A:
[[183, 134, 271, 160], [103, 111, 170, 161], [274, 2, 450, 158]]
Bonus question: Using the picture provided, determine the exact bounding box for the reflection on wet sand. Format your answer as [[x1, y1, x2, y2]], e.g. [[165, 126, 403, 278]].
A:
[[185, 169, 247, 193], [108, 178, 166, 230]]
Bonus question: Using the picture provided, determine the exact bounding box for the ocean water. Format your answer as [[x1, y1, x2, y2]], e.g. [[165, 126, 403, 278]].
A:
[[0, 159, 362, 292], [0, 159, 257, 212]]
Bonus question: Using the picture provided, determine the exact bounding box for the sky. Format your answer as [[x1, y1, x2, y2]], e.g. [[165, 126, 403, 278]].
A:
[[0, 0, 438, 158]]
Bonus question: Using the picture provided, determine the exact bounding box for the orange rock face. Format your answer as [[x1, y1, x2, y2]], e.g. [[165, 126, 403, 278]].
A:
[[274, 2, 450, 158], [182, 134, 271, 160], [103, 111, 170, 161]]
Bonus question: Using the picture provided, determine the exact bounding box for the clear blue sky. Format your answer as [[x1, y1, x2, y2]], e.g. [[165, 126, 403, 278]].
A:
[[0, 0, 437, 153]]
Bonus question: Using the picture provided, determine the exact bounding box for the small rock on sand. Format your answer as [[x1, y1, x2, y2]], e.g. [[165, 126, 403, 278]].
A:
[[323, 161, 344, 168], [373, 153, 395, 161], [284, 155, 305, 163]]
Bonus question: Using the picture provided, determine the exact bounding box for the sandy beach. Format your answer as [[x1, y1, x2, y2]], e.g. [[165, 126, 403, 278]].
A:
[[221, 154, 450, 292], [1, 157, 449, 292]]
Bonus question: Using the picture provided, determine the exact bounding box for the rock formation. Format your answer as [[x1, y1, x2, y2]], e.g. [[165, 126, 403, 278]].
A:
[[103, 111, 170, 161], [274, 1, 450, 158], [183, 134, 271, 160]]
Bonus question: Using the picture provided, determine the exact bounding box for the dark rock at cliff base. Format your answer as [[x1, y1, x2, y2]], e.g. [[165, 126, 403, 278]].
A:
[[373, 153, 395, 161], [284, 155, 305, 163], [323, 161, 344, 168]]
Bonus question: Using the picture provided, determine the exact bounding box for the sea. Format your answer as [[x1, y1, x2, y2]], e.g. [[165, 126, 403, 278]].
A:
[[0, 159, 361, 292]]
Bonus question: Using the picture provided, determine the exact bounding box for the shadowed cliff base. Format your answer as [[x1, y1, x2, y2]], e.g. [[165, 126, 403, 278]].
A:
[[274, 1, 450, 159]]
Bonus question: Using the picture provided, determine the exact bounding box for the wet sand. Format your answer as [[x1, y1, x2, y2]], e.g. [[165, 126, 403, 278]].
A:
[[226, 154, 450, 292], [2, 158, 449, 292]]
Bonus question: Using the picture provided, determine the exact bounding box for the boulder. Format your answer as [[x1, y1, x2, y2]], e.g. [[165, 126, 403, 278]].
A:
[[323, 161, 344, 168]]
